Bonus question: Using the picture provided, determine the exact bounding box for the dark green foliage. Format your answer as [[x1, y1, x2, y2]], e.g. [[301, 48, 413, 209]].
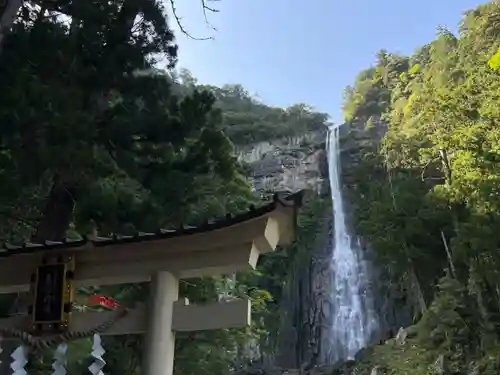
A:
[[418, 275, 480, 362], [0, 0, 241, 240], [342, 1, 500, 373], [176, 71, 329, 145]]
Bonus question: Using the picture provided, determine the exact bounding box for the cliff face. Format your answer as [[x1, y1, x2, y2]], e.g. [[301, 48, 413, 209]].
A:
[[239, 122, 414, 372], [238, 130, 334, 369], [237, 130, 328, 195], [275, 201, 332, 369]]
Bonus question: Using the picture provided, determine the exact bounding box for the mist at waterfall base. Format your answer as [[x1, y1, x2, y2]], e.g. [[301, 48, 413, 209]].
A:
[[325, 125, 379, 363]]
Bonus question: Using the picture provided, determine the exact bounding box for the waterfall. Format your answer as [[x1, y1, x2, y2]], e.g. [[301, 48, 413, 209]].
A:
[[326, 125, 378, 363]]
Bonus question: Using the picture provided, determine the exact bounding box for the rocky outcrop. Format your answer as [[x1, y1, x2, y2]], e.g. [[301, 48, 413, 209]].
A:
[[237, 130, 327, 195]]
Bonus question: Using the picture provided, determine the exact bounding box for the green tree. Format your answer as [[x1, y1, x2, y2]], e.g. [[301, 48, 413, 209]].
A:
[[341, 1, 500, 372]]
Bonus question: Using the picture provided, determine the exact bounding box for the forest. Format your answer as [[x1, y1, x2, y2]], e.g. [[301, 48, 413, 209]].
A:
[[0, 0, 330, 374], [341, 1, 500, 374]]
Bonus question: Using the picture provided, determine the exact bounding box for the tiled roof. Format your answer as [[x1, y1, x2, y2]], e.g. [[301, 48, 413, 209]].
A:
[[0, 191, 303, 258]]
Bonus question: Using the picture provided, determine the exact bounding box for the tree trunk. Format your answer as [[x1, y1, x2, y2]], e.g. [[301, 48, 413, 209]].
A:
[[440, 230, 457, 278], [438, 149, 452, 186], [409, 264, 427, 318], [438, 148, 461, 237], [33, 178, 77, 242]]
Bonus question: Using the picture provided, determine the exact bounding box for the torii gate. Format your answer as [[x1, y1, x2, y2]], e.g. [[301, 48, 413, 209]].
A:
[[0, 192, 302, 375]]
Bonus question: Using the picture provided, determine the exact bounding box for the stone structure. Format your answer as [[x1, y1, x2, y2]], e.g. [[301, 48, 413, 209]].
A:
[[0, 192, 302, 375]]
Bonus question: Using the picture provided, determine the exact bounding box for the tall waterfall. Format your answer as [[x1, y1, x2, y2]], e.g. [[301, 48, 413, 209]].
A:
[[326, 125, 378, 363]]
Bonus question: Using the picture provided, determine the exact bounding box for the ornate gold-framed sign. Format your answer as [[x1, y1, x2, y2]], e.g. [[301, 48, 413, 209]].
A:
[[30, 255, 75, 333]]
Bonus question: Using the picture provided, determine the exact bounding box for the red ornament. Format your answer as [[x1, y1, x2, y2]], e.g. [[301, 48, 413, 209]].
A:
[[89, 293, 120, 308]]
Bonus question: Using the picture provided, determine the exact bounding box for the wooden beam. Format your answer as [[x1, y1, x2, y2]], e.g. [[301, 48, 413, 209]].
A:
[[172, 298, 251, 332], [0, 299, 251, 338], [0, 243, 260, 294], [0, 204, 296, 294]]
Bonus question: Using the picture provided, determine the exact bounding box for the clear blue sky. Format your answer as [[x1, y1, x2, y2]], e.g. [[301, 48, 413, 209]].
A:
[[170, 0, 486, 123]]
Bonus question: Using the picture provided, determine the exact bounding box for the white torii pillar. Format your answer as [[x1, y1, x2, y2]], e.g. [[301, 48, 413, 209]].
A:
[[143, 271, 178, 375], [141, 271, 253, 375]]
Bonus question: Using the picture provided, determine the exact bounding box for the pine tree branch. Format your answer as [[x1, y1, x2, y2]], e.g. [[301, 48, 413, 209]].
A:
[[168, 0, 218, 40]]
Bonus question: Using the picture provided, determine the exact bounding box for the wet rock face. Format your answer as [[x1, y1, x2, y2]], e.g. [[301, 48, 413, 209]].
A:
[[237, 130, 327, 194], [274, 211, 334, 369]]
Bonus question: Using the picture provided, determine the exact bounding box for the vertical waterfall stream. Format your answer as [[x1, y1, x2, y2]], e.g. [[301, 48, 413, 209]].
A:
[[326, 125, 378, 363]]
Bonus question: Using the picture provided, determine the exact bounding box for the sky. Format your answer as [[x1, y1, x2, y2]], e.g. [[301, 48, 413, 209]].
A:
[[170, 0, 487, 124]]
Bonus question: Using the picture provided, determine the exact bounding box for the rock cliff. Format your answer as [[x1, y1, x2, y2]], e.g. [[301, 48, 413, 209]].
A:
[[238, 129, 333, 369], [237, 130, 327, 195], [239, 120, 414, 373], [274, 199, 333, 368]]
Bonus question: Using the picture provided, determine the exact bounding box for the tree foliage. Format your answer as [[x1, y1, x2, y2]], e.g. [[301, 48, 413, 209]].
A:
[[342, 1, 500, 372], [176, 69, 329, 145]]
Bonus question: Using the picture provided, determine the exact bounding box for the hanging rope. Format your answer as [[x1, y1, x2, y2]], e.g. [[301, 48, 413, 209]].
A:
[[0, 284, 142, 352]]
